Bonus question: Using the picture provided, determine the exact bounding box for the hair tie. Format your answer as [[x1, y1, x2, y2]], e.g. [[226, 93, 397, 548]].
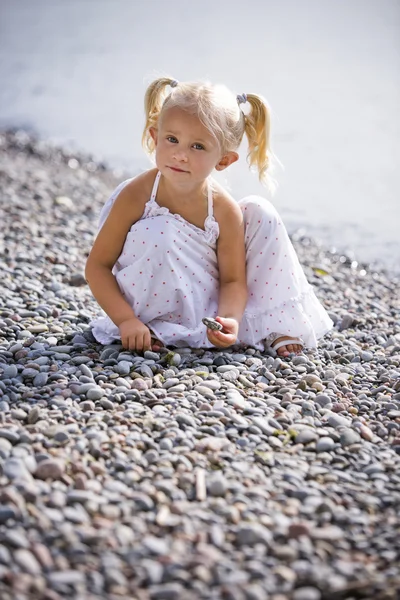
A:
[[170, 79, 179, 88], [237, 93, 247, 105]]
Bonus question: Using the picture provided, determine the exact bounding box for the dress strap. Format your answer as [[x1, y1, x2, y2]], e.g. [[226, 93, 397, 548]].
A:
[[207, 179, 214, 218], [150, 171, 162, 201]]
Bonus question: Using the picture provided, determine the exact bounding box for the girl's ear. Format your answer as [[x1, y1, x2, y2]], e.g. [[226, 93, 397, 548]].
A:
[[149, 126, 158, 144], [215, 151, 239, 171]]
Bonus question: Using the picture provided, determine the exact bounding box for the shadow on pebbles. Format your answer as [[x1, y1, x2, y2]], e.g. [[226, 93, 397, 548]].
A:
[[0, 130, 399, 599]]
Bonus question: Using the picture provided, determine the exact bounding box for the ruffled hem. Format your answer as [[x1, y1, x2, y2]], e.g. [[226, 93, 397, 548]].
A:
[[238, 285, 333, 350], [91, 286, 332, 350], [90, 316, 216, 349], [90, 316, 121, 345]]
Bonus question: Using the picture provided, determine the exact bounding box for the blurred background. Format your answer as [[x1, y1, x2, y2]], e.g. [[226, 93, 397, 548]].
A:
[[0, 0, 399, 272]]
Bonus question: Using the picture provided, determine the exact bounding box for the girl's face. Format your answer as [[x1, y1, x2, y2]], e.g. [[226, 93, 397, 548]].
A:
[[150, 107, 237, 187]]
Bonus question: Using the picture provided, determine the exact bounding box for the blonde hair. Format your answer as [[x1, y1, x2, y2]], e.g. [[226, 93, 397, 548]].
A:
[[142, 76, 276, 188]]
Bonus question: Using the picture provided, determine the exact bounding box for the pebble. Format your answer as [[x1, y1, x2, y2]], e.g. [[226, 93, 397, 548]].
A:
[[149, 582, 184, 599], [14, 549, 42, 575], [48, 570, 86, 586], [293, 587, 321, 600], [0, 506, 18, 523], [315, 394, 332, 407], [34, 459, 65, 480], [316, 436, 335, 452], [33, 372, 48, 387], [311, 525, 344, 541], [340, 428, 361, 447], [207, 474, 228, 497], [100, 398, 114, 410], [0, 429, 20, 443], [295, 428, 318, 444], [236, 524, 272, 546], [0, 438, 12, 458], [2, 364, 18, 378], [114, 360, 131, 375], [86, 387, 104, 400], [327, 414, 350, 428], [4, 458, 33, 482]]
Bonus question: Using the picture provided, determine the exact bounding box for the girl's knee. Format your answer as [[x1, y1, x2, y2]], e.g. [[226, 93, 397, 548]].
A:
[[239, 195, 280, 227]]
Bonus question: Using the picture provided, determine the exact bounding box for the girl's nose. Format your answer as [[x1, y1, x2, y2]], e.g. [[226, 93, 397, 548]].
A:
[[173, 149, 188, 162]]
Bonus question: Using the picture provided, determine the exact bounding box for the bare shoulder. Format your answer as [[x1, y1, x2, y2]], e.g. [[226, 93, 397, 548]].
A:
[[87, 169, 159, 269], [114, 168, 158, 216], [211, 180, 243, 229]]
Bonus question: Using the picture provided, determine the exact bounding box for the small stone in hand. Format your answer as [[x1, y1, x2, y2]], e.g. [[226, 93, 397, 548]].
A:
[[202, 317, 223, 331]]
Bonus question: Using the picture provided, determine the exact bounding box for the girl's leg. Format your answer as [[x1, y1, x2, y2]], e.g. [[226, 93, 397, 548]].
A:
[[239, 196, 332, 356]]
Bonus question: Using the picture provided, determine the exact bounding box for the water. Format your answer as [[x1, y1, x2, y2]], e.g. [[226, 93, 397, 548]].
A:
[[1, 0, 399, 272]]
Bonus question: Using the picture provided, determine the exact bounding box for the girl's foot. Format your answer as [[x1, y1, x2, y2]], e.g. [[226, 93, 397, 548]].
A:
[[271, 335, 304, 357]]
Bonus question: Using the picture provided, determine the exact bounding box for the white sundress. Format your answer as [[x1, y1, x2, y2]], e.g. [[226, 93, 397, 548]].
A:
[[91, 171, 333, 350]]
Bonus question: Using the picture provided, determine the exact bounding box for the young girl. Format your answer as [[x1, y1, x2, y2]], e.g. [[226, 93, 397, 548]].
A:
[[86, 77, 332, 357]]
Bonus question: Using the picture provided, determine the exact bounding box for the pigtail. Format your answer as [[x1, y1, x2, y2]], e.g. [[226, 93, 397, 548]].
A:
[[243, 93, 273, 186], [142, 77, 177, 155]]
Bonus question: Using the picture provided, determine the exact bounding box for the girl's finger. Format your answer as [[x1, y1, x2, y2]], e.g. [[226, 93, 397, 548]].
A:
[[215, 317, 237, 335], [135, 334, 145, 352], [207, 330, 235, 347], [143, 330, 152, 352]]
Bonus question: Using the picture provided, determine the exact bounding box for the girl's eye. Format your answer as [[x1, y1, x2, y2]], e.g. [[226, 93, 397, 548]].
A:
[[167, 136, 178, 143], [193, 143, 205, 150]]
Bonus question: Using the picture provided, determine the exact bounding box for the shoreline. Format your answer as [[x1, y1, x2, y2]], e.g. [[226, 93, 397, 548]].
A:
[[0, 129, 399, 599]]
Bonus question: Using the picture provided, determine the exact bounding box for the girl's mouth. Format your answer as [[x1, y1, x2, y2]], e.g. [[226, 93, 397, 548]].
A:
[[168, 166, 189, 173]]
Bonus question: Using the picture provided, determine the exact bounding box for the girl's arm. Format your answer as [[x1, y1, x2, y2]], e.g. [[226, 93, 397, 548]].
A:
[[85, 173, 150, 328], [208, 196, 247, 347]]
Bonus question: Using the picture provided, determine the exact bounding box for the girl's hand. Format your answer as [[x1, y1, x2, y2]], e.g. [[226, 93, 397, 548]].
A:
[[206, 316, 239, 348], [118, 317, 152, 352]]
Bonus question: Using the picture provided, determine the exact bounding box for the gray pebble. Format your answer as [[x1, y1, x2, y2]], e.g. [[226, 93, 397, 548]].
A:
[[100, 398, 114, 410], [0, 438, 12, 458], [327, 414, 350, 428], [293, 587, 321, 600], [176, 413, 197, 428], [340, 428, 361, 447], [3, 529, 30, 549], [207, 474, 228, 497], [4, 457, 33, 482], [33, 372, 48, 387], [86, 387, 104, 400], [315, 395, 333, 407], [79, 363, 93, 378], [21, 368, 38, 379], [114, 360, 131, 375], [148, 582, 184, 599], [2, 364, 18, 378], [159, 438, 173, 451], [139, 364, 154, 378], [0, 505, 18, 524], [236, 524, 272, 546], [316, 436, 335, 452], [14, 549, 42, 575], [295, 428, 318, 444], [54, 430, 70, 443], [48, 570, 86, 586]]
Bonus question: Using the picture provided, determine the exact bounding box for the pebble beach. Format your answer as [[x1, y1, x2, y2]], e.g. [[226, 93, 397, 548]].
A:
[[0, 129, 399, 599]]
